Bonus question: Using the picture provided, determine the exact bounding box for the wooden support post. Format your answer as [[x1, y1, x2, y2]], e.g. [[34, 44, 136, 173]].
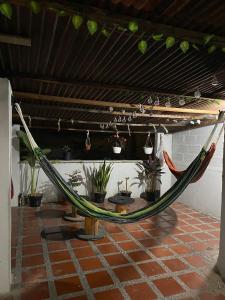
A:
[[84, 217, 99, 236], [115, 204, 127, 214]]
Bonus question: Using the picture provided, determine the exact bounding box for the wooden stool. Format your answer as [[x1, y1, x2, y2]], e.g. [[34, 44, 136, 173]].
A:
[[115, 204, 128, 214], [108, 196, 135, 214], [84, 216, 99, 235]]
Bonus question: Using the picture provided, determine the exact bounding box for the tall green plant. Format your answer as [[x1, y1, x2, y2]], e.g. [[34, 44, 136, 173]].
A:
[[91, 161, 113, 193], [17, 130, 51, 195]]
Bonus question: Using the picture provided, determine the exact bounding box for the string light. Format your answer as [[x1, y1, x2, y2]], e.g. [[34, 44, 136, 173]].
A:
[[132, 111, 137, 118], [127, 115, 132, 122], [114, 117, 117, 123], [118, 116, 122, 122], [147, 96, 153, 104], [196, 119, 201, 124], [109, 107, 114, 112], [100, 123, 105, 129], [121, 109, 126, 114], [165, 99, 171, 107], [122, 116, 126, 123]]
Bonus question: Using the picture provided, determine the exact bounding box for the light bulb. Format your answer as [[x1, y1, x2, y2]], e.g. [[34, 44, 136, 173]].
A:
[[122, 116, 126, 123], [154, 97, 160, 106], [114, 117, 117, 123], [173, 119, 178, 123], [165, 100, 171, 107], [194, 89, 201, 99], [211, 75, 219, 86], [132, 111, 137, 118], [196, 119, 201, 125], [100, 124, 105, 129], [109, 107, 114, 112], [147, 96, 153, 104], [128, 115, 132, 122], [179, 98, 186, 106], [118, 116, 122, 122], [122, 109, 126, 114]]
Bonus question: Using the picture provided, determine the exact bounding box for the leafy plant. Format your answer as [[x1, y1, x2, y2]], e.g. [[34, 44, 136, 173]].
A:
[[109, 134, 127, 148], [17, 130, 51, 195], [67, 170, 84, 189], [90, 161, 113, 193], [203, 34, 215, 45], [29, 1, 41, 14], [63, 145, 71, 153], [101, 28, 110, 37], [208, 45, 216, 54], [152, 34, 163, 41], [134, 159, 164, 192], [138, 40, 148, 54]]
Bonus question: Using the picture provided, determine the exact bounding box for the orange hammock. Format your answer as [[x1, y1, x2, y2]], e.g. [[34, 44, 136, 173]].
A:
[[163, 143, 216, 183]]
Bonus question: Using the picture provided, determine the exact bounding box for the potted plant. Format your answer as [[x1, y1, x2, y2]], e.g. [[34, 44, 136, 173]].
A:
[[17, 130, 51, 207], [85, 130, 91, 151], [143, 132, 153, 155], [135, 158, 164, 202], [120, 177, 132, 197], [63, 145, 72, 160], [91, 161, 113, 203], [109, 133, 127, 154]]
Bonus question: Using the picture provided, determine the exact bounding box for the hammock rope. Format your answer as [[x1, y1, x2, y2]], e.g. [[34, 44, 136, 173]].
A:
[[164, 122, 225, 183], [15, 103, 224, 223]]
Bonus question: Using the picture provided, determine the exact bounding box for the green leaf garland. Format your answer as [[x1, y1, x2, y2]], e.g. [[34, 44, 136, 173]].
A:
[[180, 41, 189, 53], [152, 33, 163, 41], [0, 2, 12, 19], [165, 36, 175, 48], [101, 28, 110, 37], [72, 15, 83, 30], [128, 21, 138, 33], [208, 44, 216, 54], [29, 1, 41, 14], [87, 20, 98, 35], [138, 40, 148, 54]]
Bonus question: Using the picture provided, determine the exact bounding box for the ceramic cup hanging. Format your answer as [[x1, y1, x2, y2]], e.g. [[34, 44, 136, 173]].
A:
[[143, 132, 153, 155], [85, 130, 91, 151]]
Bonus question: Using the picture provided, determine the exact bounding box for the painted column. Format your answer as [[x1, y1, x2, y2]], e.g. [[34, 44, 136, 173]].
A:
[[216, 129, 225, 281], [0, 78, 12, 294]]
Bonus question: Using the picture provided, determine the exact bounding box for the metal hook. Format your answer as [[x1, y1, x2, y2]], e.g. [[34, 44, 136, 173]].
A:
[[127, 124, 131, 136], [160, 124, 168, 134], [149, 123, 156, 133], [86, 130, 89, 137]]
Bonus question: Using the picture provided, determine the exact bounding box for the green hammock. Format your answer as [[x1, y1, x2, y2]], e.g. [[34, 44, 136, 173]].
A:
[[15, 103, 224, 224]]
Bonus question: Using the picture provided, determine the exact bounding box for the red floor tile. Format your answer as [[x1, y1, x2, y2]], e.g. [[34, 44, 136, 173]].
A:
[[184, 255, 207, 268], [105, 253, 129, 266], [74, 246, 95, 258], [22, 254, 44, 267], [111, 232, 130, 241], [170, 244, 192, 254], [179, 272, 205, 289], [86, 270, 113, 288], [153, 277, 185, 297], [192, 232, 214, 240], [49, 250, 71, 262], [113, 265, 141, 282], [177, 234, 197, 243], [93, 236, 111, 244], [125, 282, 157, 300], [21, 282, 49, 300], [118, 241, 141, 251], [67, 295, 88, 300], [79, 257, 103, 271], [139, 261, 166, 277], [139, 238, 159, 248], [163, 258, 189, 272], [23, 245, 43, 256], [94, 289, 124, 300], [70, 239, 90, 248], [131, 230, 150, 239], [52, 261, 76, 276], [55, 276, 83, 295], [97, 244, 119, 254], [47, 241, 67, 251], [22, 266, 47, 283], [127, 250, 151, 262], [150, 246, 174, 258], [23, 236, 42, 245]]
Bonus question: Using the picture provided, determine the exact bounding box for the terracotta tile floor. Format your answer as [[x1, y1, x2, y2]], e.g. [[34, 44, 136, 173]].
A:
[[6, 200, 225, 300]]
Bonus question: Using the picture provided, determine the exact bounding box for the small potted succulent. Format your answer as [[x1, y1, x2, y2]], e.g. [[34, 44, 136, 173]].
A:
[[120, 177, 132, 197], [143, 132, 153, 155], [109, 133, 127, 154], [135, 158, 164, 202], [63, 145, 72, 160], [91, 161, 113, 203], [17, 130, 51, 207]]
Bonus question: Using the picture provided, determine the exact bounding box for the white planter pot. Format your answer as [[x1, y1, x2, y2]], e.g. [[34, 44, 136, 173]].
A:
[[143, 146, 153, 155], [113, 146, 121, 154]]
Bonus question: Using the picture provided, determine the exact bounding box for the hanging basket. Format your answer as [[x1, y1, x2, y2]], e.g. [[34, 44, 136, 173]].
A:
[[85, 131, 91, 151], [143, 146, 153, 155], [113, 146, 122, 154]]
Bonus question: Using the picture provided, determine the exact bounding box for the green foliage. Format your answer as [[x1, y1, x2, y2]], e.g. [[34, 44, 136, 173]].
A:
[[152, 33, 163, 41], [128, 21, 138, 33], [138, 40, 148, 54], [222, 47, 225, 53], [67, 170, 84, 189], [192, 44, 200, 51], [101, 28, 110, 37], [165, 36, 175, 48], [208, 44, 216, 54], [29, 1, 41, 14], [203, 34, 215, 45], [180, 41, 189, 53], [72, 15, 83, 29], [87, 20, 98, 35], [117, 25, 127, 31], [91, 161, 113, 193], [0, 2, 12, 19]]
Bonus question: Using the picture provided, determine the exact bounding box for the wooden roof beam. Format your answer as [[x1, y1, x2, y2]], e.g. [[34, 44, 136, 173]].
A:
[[14, 91, 219, 115], [0, 33, 31, 46]]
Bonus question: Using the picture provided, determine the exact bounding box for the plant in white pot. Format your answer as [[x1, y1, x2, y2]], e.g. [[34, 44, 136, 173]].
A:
[[143, 132, 153, 155], [135, 158, 164, 203], [17, 130, 51, 207], [91, 161, 113, 203], [109, 132, 127, 154]]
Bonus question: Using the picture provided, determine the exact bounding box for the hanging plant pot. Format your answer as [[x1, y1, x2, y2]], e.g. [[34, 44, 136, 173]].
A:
[[85, 143, 91, 151], [93, 192, 106, 203], [28, 193, 43, 207], [113, 146, 121, 154], [143, 146, 153, 155]]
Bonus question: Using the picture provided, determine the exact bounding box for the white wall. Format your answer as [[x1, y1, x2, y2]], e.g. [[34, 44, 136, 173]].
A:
[[11, 125, 20, 207], [172, 124, 224, 218], [0, 79, 12, 294]]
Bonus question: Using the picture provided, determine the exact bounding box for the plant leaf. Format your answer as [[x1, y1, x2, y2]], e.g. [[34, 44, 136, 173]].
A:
[[57, 10, 67, 17], [222, 47, 225, 53], [203, 34, 215, 45], [192, 43, 200, 51], [180, 41, 189, 53], [72, 15, 83, 30], [152, 33, 163, 41], [0, 2, 12, 19], [165, 36, 175, 48], [101, 28, 110, 37], [138, 40, 148, 54], [29, 1, 41, 14], [128, 21, 138, 33], [87, 20, 98, 35], [117, 25, 127, 31], [208, 44, 216, 54]]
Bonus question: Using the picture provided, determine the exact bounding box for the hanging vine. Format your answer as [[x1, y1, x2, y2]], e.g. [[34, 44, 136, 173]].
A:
[[0, 1, 225, 56]]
